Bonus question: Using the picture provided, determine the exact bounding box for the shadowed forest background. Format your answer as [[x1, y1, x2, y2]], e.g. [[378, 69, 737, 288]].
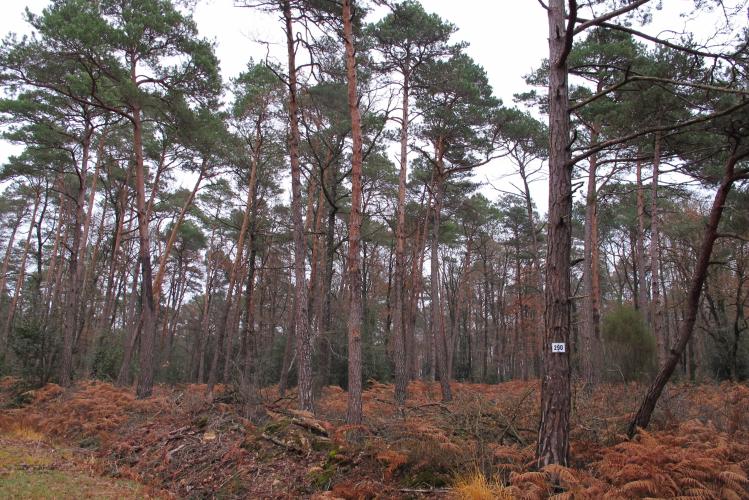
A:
[[0, 0, 748, 498]]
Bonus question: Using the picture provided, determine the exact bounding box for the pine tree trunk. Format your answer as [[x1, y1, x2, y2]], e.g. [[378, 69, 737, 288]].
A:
[[537, 0, 572, 467], [133, 102, 158, 399], [282, 0, 312, 412], [581, 139, 601, 387], [59, 124, 92, 387], [635, 155, 649, 313], [650, 131, 667, 366], [392, 71, 410, 407], [430, 172, 452, 402], [342, 0, 364, 424]]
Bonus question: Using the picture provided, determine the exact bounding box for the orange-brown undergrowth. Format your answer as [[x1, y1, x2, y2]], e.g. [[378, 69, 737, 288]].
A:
[[0, 377, 747, 499]]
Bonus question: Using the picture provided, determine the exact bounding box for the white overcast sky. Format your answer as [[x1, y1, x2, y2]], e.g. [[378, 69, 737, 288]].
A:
[[0, 1, 738, 215]]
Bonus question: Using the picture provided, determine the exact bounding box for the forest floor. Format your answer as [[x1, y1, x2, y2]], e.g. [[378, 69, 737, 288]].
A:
[[0, 377, 747, 499]]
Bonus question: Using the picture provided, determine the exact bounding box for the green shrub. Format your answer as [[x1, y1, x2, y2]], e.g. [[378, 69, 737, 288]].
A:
[[10, 319, 59, 387], [601, 304, 656, 381]]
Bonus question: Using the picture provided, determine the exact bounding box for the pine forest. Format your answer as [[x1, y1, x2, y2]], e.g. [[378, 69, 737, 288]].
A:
[[0, 0, 748, 498]]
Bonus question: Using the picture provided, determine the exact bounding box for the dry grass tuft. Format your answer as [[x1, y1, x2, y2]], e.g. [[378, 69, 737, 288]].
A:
[[452, 470, 514, 499]]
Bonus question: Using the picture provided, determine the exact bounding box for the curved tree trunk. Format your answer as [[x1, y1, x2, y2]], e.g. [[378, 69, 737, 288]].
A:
[[628, 149, 742, 436]]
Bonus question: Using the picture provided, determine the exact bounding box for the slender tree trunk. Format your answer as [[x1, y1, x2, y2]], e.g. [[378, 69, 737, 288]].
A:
[[318, 164, 338, 391], [407, 185, 432, 379], [0, 206, 25, 308], [519, 164, 544, 377], [133, 101, 158, 399], [278, 293, 295, 397], [635, 154, 649, 313], [628, 149, 743, 436], [282, 0, 312, 412], [430, 172, 452, 402], [1, 190, 41, 358], [59, 124, 93, 387], [537, 0, 572, 467], [342, 0, 364, 424], [581, 134, 601, 387], [650, 131, 667, 366], [392, 70, 410, 407]]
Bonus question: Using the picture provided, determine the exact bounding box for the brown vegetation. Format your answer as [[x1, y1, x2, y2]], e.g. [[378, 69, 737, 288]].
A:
[[1, 377, 747, 498]]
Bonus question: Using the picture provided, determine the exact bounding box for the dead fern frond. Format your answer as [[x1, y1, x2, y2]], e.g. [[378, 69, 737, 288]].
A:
[[510, 471, 549, 490], [542, 463, 580, 488], [618, 479, 659, 496]]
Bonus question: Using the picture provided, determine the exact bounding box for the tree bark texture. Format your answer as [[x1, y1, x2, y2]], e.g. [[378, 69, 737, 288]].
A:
[[343, 0, 364, 425], [283, 0, 313, 412], [537, 0, 572, 467]]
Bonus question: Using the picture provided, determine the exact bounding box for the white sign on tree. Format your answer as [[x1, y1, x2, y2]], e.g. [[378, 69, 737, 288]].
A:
[[551, 342, 566, 353]]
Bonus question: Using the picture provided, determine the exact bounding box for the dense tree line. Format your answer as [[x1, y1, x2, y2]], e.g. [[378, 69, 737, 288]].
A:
[[0, 0, 747, 466]]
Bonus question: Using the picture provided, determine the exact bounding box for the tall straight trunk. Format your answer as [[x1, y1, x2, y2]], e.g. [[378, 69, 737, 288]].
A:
[[407, 185, 432, 379], [430, 172, 452, 402], [133, 101, 158, 399], [241, 241, 259, 407], [41, 195, 64, 330], [537, 0, 572, 467], [1, 190, 41, 358], [197, 243, 215, 383], [60, 124, 93, 387], [278, 292, 296, 397], [318, 164, 338, 391], [629, 149, 743, 436], [650, 131, 666, 365], [282, 0, 312, 412], [81, 195, 109, 375], [519, 164, 544, 377], [392, 69, 410, 407], [449, 240, 472, 381], [342, 0, 364, 424], [635, 154, 649, 313], [581, 135, 601, 387], [117, 260, 142, 386]]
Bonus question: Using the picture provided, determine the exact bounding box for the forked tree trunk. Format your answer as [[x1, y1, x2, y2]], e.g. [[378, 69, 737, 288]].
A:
[[342, 0, 364, 425], [628, 149, 744, 437], [537, 0, 572, 467]]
